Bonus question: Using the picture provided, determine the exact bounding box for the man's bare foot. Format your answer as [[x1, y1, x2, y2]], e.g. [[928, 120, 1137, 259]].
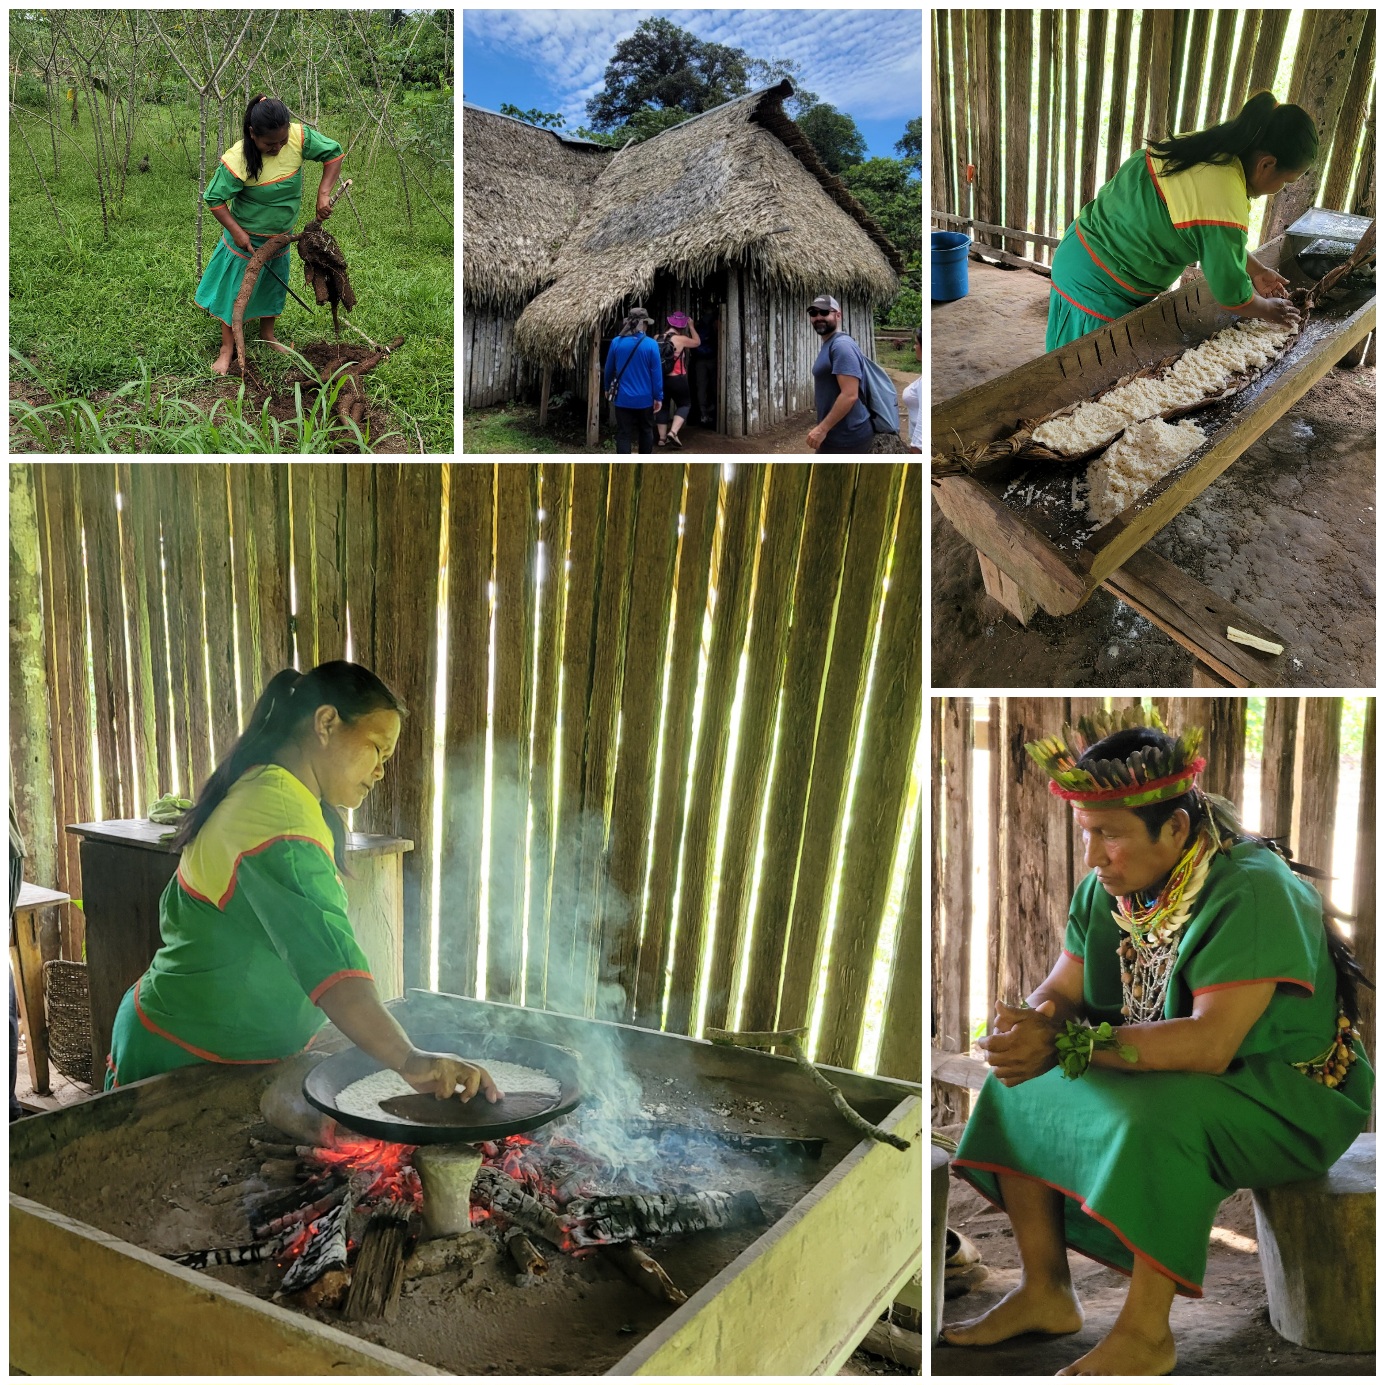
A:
[[942, 1280, 1084, 1347], [211, 351, 234, 376], [1056, 1323, 1176, 1376]]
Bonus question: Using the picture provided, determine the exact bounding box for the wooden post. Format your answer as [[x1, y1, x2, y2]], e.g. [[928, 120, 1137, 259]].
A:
[[933, 12, 955, 217], [1264, 11, 1368, 243], [585, 334, 601, 449], [986, 698, 1004, 1026], [972, 10, 1001, 250], [1227, 12, 1260, 119], [1248, 10, 1291, 96], [1203, 11, 1237, 126], [1178, 11, 1210, 135], [1146, 12, 1175, 146], [9, 466, 58, 889], [952, 4, 972, 227], [976, 552, 1039, 624], [725, 270, 743, 437], [1352, 91, 1374, 216], [933, 697, 972, 1123], [1260, 696, 1300, 838], [1004, 12, 1032, 259], [1035, 11, 1055, 254], [879, 810, 922, 1085], [1079, 9, 1107, 209], [1062, 10, 1079, 229], [1159, 697, 1245, 803], [1293, 698, 1343, 882], [1104, 9, 1133, 183], [538, 366, 552, 427], [1165, 11, 1188, 138], [1321, 13, 1376, 212], [1353, 700, 1375, 1087]]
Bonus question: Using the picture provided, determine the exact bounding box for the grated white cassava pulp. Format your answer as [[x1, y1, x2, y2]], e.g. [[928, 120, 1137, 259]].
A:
[[1032, 320, 1293, 457], [335, 1059, 560, 1120], [1085, 417, 1207, 525]]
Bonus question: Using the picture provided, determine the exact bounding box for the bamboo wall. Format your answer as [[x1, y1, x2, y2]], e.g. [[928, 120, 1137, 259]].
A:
[[12, 462, 922, 1078], [463, 309, 543, 409], [932, 10, 1377, 270], [932, 696, 1377, 1121]]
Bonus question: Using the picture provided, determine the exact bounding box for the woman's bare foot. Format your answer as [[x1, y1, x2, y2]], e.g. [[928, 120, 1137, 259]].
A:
[[943, 1279, 1084, 1347], [1056, 1323, 1176, 1376], [211, 350, 234, 376], [260, 332, 291, 356]]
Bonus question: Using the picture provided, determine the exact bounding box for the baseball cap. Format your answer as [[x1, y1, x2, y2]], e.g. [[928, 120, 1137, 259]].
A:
[[808, 294, 840, 312]]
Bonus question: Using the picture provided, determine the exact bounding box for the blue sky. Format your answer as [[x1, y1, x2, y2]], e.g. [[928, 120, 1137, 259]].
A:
[[462, 9, 922, 161]]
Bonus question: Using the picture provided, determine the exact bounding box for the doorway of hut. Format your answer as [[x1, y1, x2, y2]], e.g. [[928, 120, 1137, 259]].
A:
[[637, 269, 727, 438]]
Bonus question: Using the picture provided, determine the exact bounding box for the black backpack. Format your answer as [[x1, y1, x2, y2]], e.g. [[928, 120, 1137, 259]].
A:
[[658, 332, 678, 374]]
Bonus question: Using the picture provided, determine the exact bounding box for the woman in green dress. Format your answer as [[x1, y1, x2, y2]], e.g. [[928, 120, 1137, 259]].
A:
[[194, 94, 345, 375], [106, 661, 499, 1108], [946, 709, 1372, 1375]]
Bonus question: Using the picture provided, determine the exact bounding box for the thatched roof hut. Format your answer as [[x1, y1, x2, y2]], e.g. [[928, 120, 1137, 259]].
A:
[[514, 80, 901, 365], [463, 103, 611, 314]]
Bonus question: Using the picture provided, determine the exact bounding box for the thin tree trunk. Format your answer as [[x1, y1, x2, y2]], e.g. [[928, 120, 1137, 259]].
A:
[[12, 115, 71, 248], [43, 67, 60, 175], [197, 93, 208, 275]]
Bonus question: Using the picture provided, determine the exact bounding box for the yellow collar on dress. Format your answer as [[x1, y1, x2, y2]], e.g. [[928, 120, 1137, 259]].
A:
[[222, 122, 304, 186], [1146, 151, 1249, 232], [177, 763, 334, 908]]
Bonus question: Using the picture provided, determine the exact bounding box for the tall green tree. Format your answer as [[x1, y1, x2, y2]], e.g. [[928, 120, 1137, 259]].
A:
[[585, 18, 748, 129], [895, 116, 921, 174], [796, 102, 867, 174], [500, 103, 565, 129], [744, 55, 817, 116]]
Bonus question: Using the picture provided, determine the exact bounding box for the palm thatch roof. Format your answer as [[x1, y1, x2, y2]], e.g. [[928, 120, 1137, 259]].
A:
[[463, 103, 612, 312], [514, 81, 902, 364]]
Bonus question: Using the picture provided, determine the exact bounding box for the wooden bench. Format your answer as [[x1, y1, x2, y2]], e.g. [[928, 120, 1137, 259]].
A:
[[1252, 1132, 1374, 1353]]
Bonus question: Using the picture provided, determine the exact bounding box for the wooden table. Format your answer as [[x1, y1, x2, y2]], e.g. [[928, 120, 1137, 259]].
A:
[[66, 819, 413, 1087], [11, 881, 71, 1096], [933, 233, 1375, 684]]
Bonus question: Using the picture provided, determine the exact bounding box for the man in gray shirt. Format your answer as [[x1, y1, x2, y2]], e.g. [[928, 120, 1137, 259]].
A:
[[807, 294, 874, 453]]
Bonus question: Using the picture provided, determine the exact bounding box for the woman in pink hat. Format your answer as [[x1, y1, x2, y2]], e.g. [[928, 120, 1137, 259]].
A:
[[655, 311, 701, 448]]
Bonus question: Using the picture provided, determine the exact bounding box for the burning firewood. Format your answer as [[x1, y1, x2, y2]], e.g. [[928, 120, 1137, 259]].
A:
[[505, 1227, 549, 1283], [247, 1137, 302, 1159], [705, 1026, 912, 1152], [566, 1190, 764, 1244], [603, 1242, 687, 1305], [252, 1182, 350, 1240], [260, 1157, 306, 1182], [472, 1166, 568, 1248], [342, 1200, 412, 1323], [292, 1267, 352, 1312], [278, 1189, 355, 1295]]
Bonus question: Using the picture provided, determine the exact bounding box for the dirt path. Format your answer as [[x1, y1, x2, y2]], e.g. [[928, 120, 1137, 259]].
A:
[[932, 259, 1375, 687], [936, 1177, 1373, 1376]]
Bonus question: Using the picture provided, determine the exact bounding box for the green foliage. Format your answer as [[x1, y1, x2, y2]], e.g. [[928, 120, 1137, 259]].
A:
[[1055, 1020, 1138, 1079], [12, 72, 48, 109], [499, 103, 565, 130], [577, 103, 693, 148], [883, 284, 922, 329], [1341, 697, 1369, 758], [796, 102, 867, 174], [744, 55, 816, 115], [463, 400, 611, 454], [895, 116, 922, 173], [841, 156, 922, 321], [399, 88, 453, 171], [584, 17, 750, 130]]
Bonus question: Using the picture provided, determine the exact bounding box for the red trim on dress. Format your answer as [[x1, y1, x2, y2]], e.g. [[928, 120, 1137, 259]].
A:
[[133, 977, 279, 1067], [309, 970, 374, 1006], [952, 1157, 1204, 1296], [106, 1053, 120, 1089], [1062, 948, 1085, 966], [1051, 281, 1117, 323], [1172, 219, 1248, 231], [1191, 977, 1314, 996], [1145, 149, 1167, 203], [1073, 221, 1150, 296], [216, 833, 336, 909]]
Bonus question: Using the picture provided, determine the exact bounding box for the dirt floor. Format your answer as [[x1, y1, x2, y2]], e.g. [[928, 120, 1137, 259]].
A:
[[932, 258, 1375, 687], [936, 1175, 1374, 1377]]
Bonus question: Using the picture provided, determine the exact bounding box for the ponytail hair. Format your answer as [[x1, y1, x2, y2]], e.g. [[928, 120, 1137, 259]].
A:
[[170, 660, 407, 871], [242, 94, 291, 182], [1149, 90, 1319, 177]]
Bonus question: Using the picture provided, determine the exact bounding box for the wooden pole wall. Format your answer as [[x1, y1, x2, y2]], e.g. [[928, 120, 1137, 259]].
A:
[[933, 9, 1375, 259]]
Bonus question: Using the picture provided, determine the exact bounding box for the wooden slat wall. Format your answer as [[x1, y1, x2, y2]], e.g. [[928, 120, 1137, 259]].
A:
[[933, 696, 1376, 1120], [932, 10, 1376, 267], [17, 463, 920, 1075]]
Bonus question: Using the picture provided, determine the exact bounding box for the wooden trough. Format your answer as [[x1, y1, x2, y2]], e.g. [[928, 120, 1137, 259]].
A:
[[11, 990, 923, 1376], [932, 233, 1375, 684]]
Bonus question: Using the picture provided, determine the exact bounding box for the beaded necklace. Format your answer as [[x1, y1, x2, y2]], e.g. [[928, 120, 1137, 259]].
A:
[[1114, 828, 1216, 1023]]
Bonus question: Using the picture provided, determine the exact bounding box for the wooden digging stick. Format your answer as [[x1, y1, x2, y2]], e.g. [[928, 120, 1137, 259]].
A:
[[704, 1026, 913, 1152]]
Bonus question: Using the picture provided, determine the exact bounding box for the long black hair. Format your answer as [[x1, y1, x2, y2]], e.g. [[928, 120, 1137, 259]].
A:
[[1081, 725, 1372, 1022], [171, 661, 406, 870], [242, 94, 291, 182], [1149, 89, 1319, 178]]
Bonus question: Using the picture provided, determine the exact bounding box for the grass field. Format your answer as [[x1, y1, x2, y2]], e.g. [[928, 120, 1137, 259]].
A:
[[10, 101, 453, 451]]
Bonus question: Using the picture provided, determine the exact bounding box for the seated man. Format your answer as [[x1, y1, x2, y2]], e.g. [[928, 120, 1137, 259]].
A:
[[947, 708, 1373, 1375]]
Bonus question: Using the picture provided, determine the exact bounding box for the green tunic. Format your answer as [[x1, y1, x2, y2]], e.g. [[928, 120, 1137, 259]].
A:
[[1047, 150, 1256, 351], [104, 765, 372, 1089], [954, 842, 1373, 1295]]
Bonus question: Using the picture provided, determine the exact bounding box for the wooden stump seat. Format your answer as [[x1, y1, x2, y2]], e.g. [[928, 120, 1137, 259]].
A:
[[1252, 1132, 1374, 1353]]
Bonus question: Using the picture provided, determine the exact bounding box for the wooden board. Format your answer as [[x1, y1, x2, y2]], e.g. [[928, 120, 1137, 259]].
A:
[[933, 235, 1376, 615]]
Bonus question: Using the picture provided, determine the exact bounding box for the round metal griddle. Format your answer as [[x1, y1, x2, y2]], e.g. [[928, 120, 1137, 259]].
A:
[[303, 1031, 583, 1145]]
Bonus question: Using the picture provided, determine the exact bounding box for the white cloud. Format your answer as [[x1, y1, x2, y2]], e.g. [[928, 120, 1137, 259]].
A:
[[463, 8, 922, 127]]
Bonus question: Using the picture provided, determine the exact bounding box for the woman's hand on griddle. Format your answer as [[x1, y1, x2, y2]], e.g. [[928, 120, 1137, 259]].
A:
[[398, 1049, 502, 1103]]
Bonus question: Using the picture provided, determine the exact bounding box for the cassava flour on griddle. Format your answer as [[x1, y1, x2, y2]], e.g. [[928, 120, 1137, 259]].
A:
[[335, 1059, 560, 1120], [1086, 417, 1207, 525], [1031, 320, 1293, 457]]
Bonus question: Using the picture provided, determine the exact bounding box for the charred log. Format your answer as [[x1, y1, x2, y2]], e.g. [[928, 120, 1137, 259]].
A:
[[603, 1241, 687, 1304], [472, 1165, 567, 1248], [505, 1228, 549, 1282], [404, 1230, 492, 1279], [342, 1201, 411, 1323], [567, 1190, 764, 1244], [278, 1189, 354, 1295], [165, 1238, 283, 1269], [253, 1182, 351, 1240]]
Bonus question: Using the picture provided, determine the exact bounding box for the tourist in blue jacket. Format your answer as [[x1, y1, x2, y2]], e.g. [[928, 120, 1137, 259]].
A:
[[603, 306, 664, 454]]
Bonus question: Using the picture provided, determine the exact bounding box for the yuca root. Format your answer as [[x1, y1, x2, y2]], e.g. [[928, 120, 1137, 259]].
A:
[[704, 1026, 913, 1151], [230, 233, 295, 383], [297, 221, 357, 337]]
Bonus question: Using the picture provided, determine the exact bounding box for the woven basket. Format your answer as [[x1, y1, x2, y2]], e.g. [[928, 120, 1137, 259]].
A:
[[43, 959, 92, 1084]]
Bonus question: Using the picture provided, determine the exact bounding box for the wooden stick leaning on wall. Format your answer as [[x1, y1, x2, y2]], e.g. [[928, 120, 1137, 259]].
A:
[[704, 1027, 912, 1152]]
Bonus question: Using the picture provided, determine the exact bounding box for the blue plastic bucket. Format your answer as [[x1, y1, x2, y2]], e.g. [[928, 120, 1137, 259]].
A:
[[932, 231, 971, 303]]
